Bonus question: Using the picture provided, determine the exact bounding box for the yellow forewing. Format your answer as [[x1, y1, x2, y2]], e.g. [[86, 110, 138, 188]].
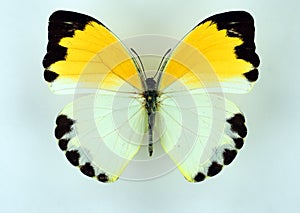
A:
[[161, 11, 260, 93], [43, 11, 142, 94]]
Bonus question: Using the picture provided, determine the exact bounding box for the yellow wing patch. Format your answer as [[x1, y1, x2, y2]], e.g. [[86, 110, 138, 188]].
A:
[[43, 11, 141, 94], [161, 11, 260, 93]]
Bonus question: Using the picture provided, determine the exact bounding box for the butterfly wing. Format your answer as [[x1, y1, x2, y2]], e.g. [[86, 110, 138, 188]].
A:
[[158, 11, 259, 182], [43, 10, 142, 94], [157, 88, 246, 182], [55, 92, 147, 182], [160, 11, 260, 93], [43, 11, 146, 182]]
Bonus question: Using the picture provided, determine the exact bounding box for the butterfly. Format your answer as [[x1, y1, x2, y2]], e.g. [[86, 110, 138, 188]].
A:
[[43, 10, 260, 183]]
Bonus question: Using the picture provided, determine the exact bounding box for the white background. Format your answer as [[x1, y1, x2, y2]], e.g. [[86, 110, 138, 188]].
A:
[[1, 0, 299, 212]]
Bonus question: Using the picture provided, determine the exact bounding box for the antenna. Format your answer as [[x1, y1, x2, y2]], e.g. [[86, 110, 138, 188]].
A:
[[130, 48, 147, 79], [153, 48, 172, 79], [130, 48, 148, 90]]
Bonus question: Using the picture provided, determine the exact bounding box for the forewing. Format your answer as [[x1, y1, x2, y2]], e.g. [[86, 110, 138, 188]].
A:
[[43, 10, 142, 94], [161, 11, 260, 93]]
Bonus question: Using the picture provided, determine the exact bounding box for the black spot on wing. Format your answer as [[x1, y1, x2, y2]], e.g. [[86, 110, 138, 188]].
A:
[[194, 172, 206, 182], [244, 69, 259, 82], [227, 113, 247, 138], [198, 11, 260, 72], [233, 138, 244, 149], [66, 150, 80, 166], [43, 43, 67, 68], [97, 173, 109, 183], [58, 139, 69, 151], [223, 149, 238, 165], [44, 70, 59, 82], [55, 115, 74, 139], [207, 162, 223, 177], [80, 163, 95, 177]]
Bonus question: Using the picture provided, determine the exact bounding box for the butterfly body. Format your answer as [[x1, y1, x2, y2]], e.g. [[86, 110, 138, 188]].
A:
[[143, 86, 159, 156], [43, 10, 259, 183]]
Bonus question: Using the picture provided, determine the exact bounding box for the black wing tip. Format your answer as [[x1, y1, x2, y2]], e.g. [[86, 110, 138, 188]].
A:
[[49, 10, 102, 26], [212, 11, 254, 22], [198, 11, 254, 27], [211, 11, 259, 70], [196, 10, 259, 68], [49, 10, 75, 22]]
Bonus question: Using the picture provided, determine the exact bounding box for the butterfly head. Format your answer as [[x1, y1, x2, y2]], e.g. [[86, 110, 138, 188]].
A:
[[130, 47, 172, 92], [145, 77, 156, 91]]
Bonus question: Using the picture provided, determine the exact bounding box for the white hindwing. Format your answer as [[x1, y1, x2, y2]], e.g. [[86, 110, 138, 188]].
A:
[[54, 90, 147, 182], [157, 87, 247, 182]]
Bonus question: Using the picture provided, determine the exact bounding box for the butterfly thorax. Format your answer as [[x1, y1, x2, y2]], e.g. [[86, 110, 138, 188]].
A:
[[143, 90, 159, 115], [143, 77, 159, 114]]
